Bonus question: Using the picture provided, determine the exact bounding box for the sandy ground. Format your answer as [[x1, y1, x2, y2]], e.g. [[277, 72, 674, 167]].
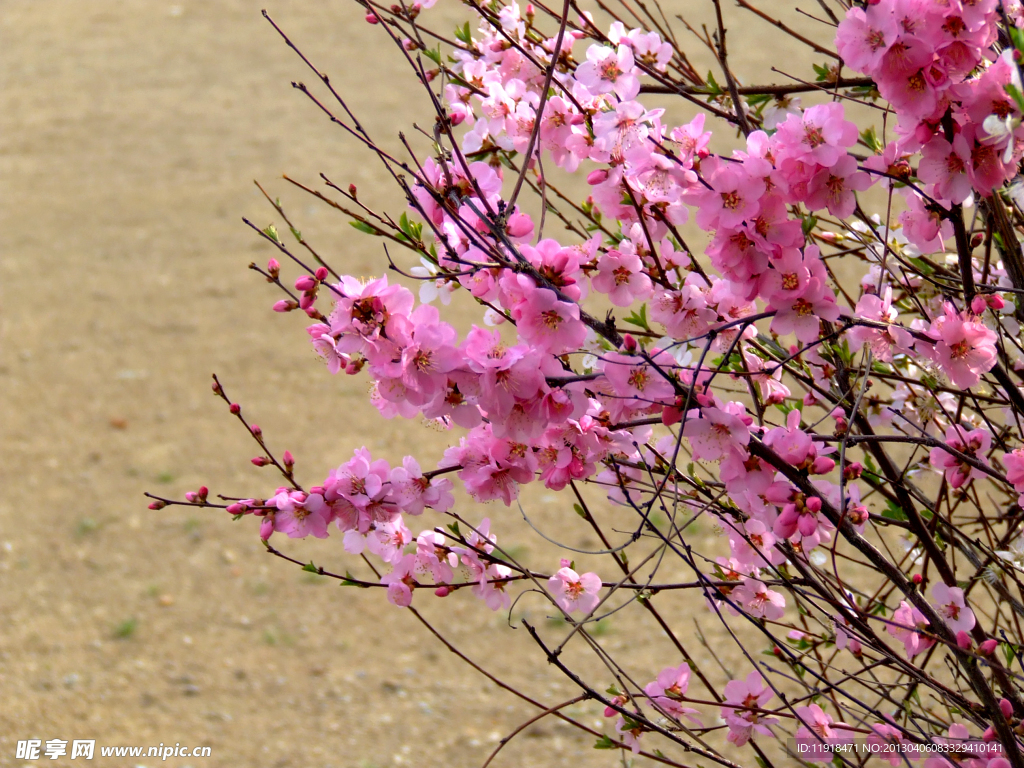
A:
[[0, 2, 826, 766]]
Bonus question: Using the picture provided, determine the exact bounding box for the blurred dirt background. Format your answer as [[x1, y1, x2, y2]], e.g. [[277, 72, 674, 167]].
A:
[[0, 2, 826, 766]]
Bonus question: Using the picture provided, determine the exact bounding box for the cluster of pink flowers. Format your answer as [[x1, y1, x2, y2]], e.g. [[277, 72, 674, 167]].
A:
[[190, 0, 1024, 758]]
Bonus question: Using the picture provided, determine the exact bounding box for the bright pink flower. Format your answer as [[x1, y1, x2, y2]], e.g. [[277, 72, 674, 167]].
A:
[[925, 304, 998, 389], [888, 600, 936, 657], [805, 154, 872, 218], [794, 703, 854, 747], [381, 554, 417, 607], [682, 402, 752, 462], [591, 249, 652, 306], [919, 134, 973, 204], [847, 286, 914, 362], [548, 566, 602, 614], [835, 5, 899, 73], [267, 489, 331, 539], [773, 102, 859, 168], [929, 426, 991, 488], [513, 285, 587, 355]]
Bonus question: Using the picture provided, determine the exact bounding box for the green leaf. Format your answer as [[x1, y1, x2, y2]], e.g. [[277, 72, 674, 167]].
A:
[[622, 303, 650, 331], [263, 224, 280, 243], [573, 503, 588, 519], [704, 71, 723, 96], [860, 126, 884, 154], [302, 561, 319, 573], [802, 214, 818, 236], [423, 46, 442, 65], [454, 21, 472, 45], [350, 220, 378, 235], [340, 570, 367, 588], [1002, 642, 1017, 668], [447, 521, 461, 537], [881, 500, 908, 522], [593, 735, 616, 750], [289, 226, 302, 242]]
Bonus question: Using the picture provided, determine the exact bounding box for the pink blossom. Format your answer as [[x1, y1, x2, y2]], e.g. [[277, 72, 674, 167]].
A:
[[931, 582, 976, 635], [682, 402, 752, 462], [548, 567, 602, 614], [919, 134, 973, 204], [805, 154, 871, 218], [794, 704, 854, 748], [835, 5, 899, 73], [513, 285, 587, 355], [574, 43, 640, 100], [730, 578, 786, 620], [925, 304, 998, 389], [929, 426, 991, 488], [591, 249, 652, 306], [644, 663, 702, 724], [720, 671, 778, 746], [888, 600, 936, 657], [381, 554, 417, 607]]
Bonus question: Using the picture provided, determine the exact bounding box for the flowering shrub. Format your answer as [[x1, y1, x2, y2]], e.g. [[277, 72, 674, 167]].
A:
[[150, 0, 1024, 764]]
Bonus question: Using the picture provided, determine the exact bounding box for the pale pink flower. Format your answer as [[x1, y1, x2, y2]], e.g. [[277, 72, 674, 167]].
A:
[[720, 671, 778, 746], [931, 582, 976, 635], [548, 566, 602, 614], [888, 600, 936, 657]]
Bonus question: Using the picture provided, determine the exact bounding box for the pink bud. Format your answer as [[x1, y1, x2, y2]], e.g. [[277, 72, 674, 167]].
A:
[[984, 726, 997, 741], [1000, 698, 1013, 718], [211, 379, 222, 395], [912, 573, 923, 585], [843, 462, 863, 480], [198, 486, 208, 499], [803, 391, 818, 406], [295, 275, 316, 292], [526, 3, 534, 13], [260, 516, 275, 540], [586, 169, 609, 185], [250, 424, 262, 437], [283, 450, 295, 468], [348, 184, 358, 198], [560, 558, 572, 569], [978, 638, 998, 656], [989, 294, 1006, 310], [267, 258, 280, 278], [299, 293, 316, 310], [226, 503, 247, 515], [805, 496, 822, 513], [402, 38, 416, 51], [569, 113, 586, 125], [818, 231, 838, 243], [956, 631, 973, 650], [434, 586, 451, 597], [185, 492, 197, 503], [810, 457, 835, 475], [148, 500, 167, 510], [971, 295, 988, 315], [251, 456, 270, 467], [229, 403, 241, 414], [273, 299, 297, 312], [365, 11, 379, 23], [622, 333, 637, 353], [449, 110, 465, 126], [314, 266, 328, 281]]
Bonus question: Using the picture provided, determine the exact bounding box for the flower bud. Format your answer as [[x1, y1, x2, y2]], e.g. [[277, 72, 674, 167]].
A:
[[185, 491, 197, 503], [295, 275, 316, 292], [283, 450, 295, 468], [229, 403, 241, 414], [978, 638, 999, 656], [260, 516, 275, 540], [314, 266, 329, 281], [971, 295, 988, 315], [226, 503, 248, 515], [348, 184, 357, 198], [989, 294, 1007, 310], [211, 379, 223, 395], [251, 456, 270, 467], [250, 424, 262, 437], [912, 573, 923, 585], [1000, 698, 1014, 718], [586, 169, 609, 185], [198, 486, 208, 500], [449, 109, 465, 125], [434, 586, 451, 597], [569, 113, 586, 125], [622, 333, 638, 353], [402, 38, 416, 51], [810, 457, 835, 475], [970, 233, 985, 249], [956, 631, 973, 650], [365, 11, 379, 23], [983, 726, 997, 741], [148, 500, 167, 510], [843, 462, 863, 480], [273, 299, 298, 312], [267, 258, 280, 279]]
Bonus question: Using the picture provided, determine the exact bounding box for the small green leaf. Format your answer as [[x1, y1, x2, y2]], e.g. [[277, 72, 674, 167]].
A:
[[802, 214, 818, 236], [263, 224, 280, 243], [573, 503, 587, 519], [302, 561, 319, 573], [593, 735, 616, 750], [454, 21, 472, 44], [881, 500, 908, 522], [350, 220, 378, 235], [290, 226, 302, 242], [622, 303, 650, 331], [447, 521, 461, 537]]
